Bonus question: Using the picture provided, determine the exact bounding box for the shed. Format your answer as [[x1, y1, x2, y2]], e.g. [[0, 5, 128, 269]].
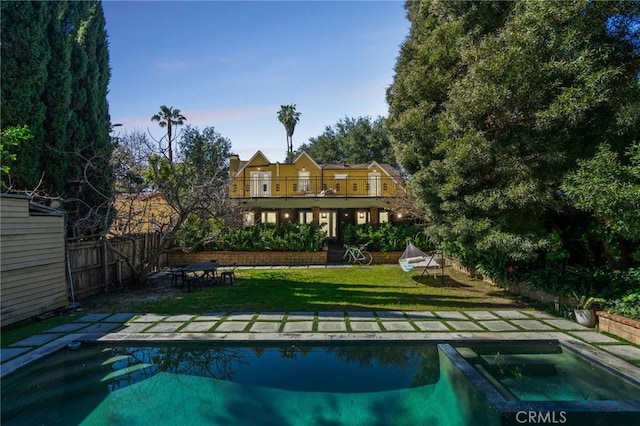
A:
[[1, 194, 68, 327]]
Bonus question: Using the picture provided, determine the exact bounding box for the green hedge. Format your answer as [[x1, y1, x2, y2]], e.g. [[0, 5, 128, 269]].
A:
[[606, 290, 640, 321], [205, 223, 326, 252], [343, 223, 431, 252]]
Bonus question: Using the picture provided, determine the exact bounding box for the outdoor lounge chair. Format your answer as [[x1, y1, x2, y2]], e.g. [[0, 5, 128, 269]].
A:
[[398, 242, 441, 280]]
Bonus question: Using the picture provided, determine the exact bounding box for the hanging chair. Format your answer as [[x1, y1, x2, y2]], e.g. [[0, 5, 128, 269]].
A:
[[398, 241, 440, 274]]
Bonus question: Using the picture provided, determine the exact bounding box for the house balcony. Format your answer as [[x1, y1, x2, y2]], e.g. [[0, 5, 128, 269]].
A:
[[228, 176, 403, 199]]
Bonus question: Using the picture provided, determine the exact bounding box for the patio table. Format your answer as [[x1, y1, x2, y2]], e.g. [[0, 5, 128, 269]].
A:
[[181, 261, 219, 292]]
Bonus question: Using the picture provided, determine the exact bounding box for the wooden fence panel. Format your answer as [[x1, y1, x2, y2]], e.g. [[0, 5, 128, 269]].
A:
[[67, 233, 166, 298]]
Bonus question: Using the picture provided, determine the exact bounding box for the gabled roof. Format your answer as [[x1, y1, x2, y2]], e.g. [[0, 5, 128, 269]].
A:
[[292, 151, 321, 169], [235, 151, 271, 176], [231, 151, 402, 180]]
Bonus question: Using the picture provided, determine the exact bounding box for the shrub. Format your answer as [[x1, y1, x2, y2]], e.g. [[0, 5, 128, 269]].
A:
[[606, 291, 640, 321], [204, 223, 326, 252], [343, 223, 431, 251]]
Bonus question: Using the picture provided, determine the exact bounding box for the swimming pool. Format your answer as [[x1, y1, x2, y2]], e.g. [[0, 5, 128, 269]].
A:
[[1, 341, 639, 425]]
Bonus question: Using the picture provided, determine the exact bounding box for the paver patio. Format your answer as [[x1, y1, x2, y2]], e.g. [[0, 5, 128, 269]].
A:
[[2, 309, 640, 383]]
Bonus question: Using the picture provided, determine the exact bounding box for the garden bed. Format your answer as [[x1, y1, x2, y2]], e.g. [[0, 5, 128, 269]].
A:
[[596, 311, 640, 345]]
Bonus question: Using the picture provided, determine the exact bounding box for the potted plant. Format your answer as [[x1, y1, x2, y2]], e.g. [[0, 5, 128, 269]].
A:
[[572, 292, 605, 328]]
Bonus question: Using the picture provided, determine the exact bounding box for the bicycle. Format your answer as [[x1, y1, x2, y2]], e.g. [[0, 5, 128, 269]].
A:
[[342, 243, 373, 265]]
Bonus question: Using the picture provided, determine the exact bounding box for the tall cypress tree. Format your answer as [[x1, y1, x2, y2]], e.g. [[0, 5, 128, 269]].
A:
[[2, 0, 112, 235], [43, 1, 73, 195], [70, 0, 112, 220], [0, 1, 50, 188]]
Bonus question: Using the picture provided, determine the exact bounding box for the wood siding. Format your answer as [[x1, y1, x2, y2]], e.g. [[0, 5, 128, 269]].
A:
[[1, 196, 67, 327]]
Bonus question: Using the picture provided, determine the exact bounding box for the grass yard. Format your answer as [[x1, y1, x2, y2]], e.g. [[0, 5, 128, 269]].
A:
[[81, 265, 530, 314], [1, 265, 535, 347]]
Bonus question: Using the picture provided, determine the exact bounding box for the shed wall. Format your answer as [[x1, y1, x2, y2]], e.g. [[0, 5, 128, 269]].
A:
[[1, 196, 67, 327]]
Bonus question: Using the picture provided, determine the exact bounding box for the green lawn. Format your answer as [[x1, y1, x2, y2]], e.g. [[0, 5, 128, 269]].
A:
[[84, 265, 530, 314], [1, 265, 534, 348]]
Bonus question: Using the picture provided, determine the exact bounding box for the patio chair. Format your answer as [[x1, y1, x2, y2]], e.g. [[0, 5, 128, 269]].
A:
[[169, 266, 185, 288], [219, 264, 237, 285]]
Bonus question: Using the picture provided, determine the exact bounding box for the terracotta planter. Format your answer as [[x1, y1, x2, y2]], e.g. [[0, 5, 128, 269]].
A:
[[596, 311, 640, 345]]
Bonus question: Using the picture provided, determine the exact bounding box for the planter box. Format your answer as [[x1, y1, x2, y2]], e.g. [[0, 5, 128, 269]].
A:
[[596, 311, 640, 345]]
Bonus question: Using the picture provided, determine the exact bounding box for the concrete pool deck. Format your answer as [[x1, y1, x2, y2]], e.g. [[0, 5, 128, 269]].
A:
[[2, 308, 640, 381]]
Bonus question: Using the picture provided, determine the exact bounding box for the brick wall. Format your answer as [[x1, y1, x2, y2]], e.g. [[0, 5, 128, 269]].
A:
[[371, 251, 402, 264], [597, 311, 640, 345], [168, 251, 327, 266], [169, 250, 404, 266]]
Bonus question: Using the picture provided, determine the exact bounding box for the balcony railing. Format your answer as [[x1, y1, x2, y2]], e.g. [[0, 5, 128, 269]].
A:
[[228, 176, 402, 198]]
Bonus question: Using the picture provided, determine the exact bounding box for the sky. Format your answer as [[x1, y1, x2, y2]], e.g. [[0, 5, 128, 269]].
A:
[[103, 0, 410, 163]]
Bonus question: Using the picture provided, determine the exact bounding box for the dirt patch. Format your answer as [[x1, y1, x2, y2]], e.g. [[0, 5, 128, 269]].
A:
[[76, 272, 182, 313]]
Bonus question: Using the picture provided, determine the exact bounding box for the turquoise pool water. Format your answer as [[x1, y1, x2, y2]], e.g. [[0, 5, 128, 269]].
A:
[[1, 343, 495, 426], [2, 341, 639, 425], [455, 342, 640, 401]]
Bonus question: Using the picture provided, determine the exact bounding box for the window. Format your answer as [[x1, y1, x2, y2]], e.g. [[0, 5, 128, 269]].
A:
[[379, 211, 389, 223], [298, 171, 311, 194], [298, 211, 314, 224], [356, 210, 369, 225], [368, 172, 381, 196], [261, 211, 277, 224], [250, 171, 271, 197], [243, 212, 255, 227]]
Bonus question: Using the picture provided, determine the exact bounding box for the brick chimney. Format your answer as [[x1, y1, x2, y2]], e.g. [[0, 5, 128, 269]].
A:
[[229, 154, 240, 177]]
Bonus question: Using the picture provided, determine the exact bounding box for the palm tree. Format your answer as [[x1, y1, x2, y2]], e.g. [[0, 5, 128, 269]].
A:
[[151, 105, 186, 163], [277, 104, 301, 162]]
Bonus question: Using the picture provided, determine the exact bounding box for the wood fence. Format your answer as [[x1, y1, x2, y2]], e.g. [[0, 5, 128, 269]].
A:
[[67, 233, 166, 299]]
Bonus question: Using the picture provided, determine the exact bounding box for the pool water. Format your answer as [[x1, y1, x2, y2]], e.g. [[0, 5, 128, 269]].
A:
[[0, 343, 496, 426], [2, 341, 639, 425], [454, 342, 640, 401]]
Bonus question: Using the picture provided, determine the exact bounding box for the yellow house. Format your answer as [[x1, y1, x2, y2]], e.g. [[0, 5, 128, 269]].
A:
[[228, 151, 405, 241], [111, 192, 177, 235]]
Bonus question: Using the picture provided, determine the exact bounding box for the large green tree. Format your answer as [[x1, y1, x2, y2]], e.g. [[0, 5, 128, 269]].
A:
[[562, 143, 640, 258], [1, 0, 112, 235], [42, 1, 73, 193], [296, 116, 396, 165], [0, 1, 49, 188], [387, 0, 639, 287], [108, 125, 236, 284]]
